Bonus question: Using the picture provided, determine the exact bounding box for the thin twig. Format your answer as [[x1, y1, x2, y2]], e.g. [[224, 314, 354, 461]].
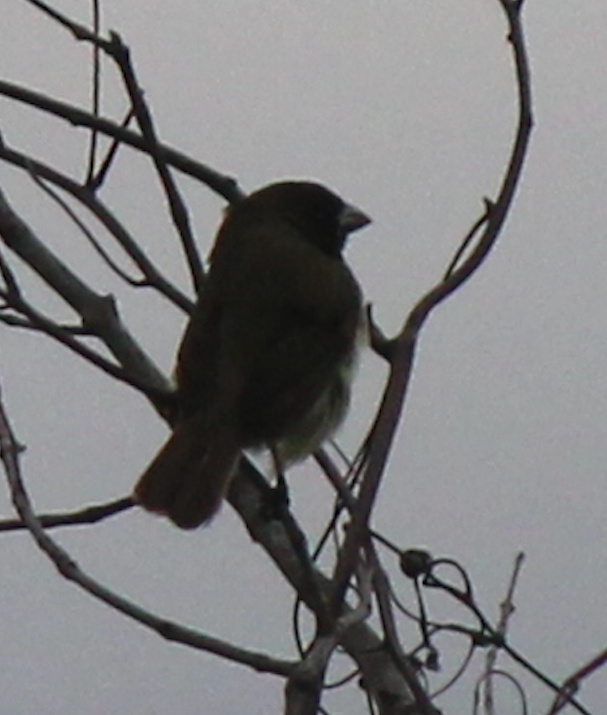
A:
[[474, 669, 529, 715], [0, 187, 173, 405], [229, 462, 419, 712], [0, 283, 171, 405], [21, 0, 81, 35], [106, 32, 205, 295], [547, 647, 607, 715], [425, 559, 593, 715], [483, 552, 525, 714], [0, 310, 92, 335], [314, 448, 357, 512], [27, 165, 144, 287], [430, 641, 476, 699], [0, 134, 193, 312], [0, 248, 21, 296], [442, 209, 490, 281], [285, 562, 374, 715], [0, 78, 245, 203], [368, 545, 438, 715], [88, 108, 135, 190], [85, 0, 101, 185], [0, 496, 134, 532]]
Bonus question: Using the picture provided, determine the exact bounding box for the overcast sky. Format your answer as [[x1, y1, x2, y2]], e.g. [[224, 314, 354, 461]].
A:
[[0, 1, 606, 713]]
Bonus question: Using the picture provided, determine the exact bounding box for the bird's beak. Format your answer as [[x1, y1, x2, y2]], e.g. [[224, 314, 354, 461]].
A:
[[339, 203, 372, 234]]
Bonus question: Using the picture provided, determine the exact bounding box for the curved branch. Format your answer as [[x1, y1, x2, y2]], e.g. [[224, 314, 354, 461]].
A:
[[332, 0, 534, 609], [0, 383, 293, 677], [28, 168, 144, 288]]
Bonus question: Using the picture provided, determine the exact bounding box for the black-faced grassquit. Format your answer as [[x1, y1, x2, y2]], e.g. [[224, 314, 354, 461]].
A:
[[134, 181, 370, 529]]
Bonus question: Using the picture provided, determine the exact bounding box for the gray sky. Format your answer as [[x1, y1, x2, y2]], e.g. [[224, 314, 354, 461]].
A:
[[0, 0, 606, 713]]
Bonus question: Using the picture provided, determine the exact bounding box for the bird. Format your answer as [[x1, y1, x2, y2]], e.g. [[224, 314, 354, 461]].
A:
[[134, 180, 370, 529]]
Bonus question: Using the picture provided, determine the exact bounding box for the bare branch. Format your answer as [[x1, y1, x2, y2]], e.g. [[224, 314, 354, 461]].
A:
[[88, 107, 135, 190], [85, 0, 102, 185], [0, 78, 245, 203], [331, 0, 534, 616], [423, 559, 593, 715], [0, 247, 21, 297], [0, 187, 171, 402], [0, 496, 134, 531], [442, 208, 490, 281], [27, 166, 144, 287], [547, 647, 607, 715], [315, 448, 357, 512], [21, 0, 83, 36], [285, 562, 374, 715], [0, 136, 193, 312], [366, 304, 395, 361], [106, 32, 205, 295], [474, 670, 529, 715], [229, 462, 422, 714], [0, 380, 294, 676], [370, 547, 440, 715], [482, 553, 526, 713], [0, 312, 38, 330], [0, 273, 172, 402]]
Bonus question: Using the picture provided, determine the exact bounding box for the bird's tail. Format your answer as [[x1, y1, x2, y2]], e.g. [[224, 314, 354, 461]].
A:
[[134, 413, 240, 529]]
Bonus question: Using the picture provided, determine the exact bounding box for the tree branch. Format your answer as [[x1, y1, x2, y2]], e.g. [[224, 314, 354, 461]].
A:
[[0, 496, 134, 532], [0, 136, 193, 312], [229, 462, 422, 715], [106, 32, 205, 295], [285, 562, 373, 715], [546, 647, 607, 715], [331, 0, 534, 617], [0, 379, 294, 677], [0, 78, 245, 203], [0, 187, 172, 406], [482, 552, 526, 713]]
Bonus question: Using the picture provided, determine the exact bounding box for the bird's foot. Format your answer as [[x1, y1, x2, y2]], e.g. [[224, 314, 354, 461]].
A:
[[261, 472, 290, 521]]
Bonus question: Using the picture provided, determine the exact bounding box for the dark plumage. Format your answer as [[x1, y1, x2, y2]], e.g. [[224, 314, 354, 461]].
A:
[[134, 181, 370, 529]]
